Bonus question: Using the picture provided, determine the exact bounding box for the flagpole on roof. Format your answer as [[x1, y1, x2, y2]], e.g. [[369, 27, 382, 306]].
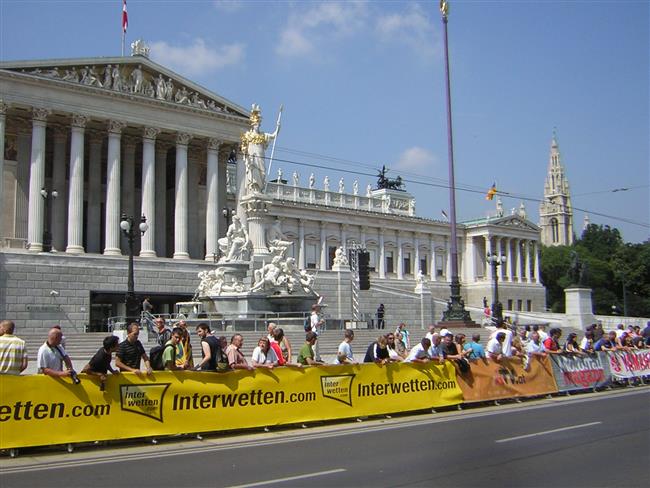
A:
[[121, 0, 128, 56]]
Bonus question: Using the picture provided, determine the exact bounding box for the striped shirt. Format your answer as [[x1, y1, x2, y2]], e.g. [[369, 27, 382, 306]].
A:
[[0, 334, 28, 375]]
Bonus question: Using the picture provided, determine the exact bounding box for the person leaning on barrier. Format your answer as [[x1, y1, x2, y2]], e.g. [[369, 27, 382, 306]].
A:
[[251, 337, 278, 369], [564, 332, 583, 354], [594, 331, 618, 352], [464, 333, 486, 360], [427, 333, 444, 362], [525, 331, 547, 359], [226, 334, 254, 371], [115, 323, 152, 374], [335, 329, 356, 364], [82, 335, 120, 389], [363, 335, 391, 364], [486, 332, 506, 362], [297, 331, 323, 366], [0, 320, 28, 375], [405, 338, 432, 363], [37, 327, 75, 378], [386, 332, 405, 361], [194, 323, 222, 371], [543, 328, 562, 354], [580, 331, 595, 353]]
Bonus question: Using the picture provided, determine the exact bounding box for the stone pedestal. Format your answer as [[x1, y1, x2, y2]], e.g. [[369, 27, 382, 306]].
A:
[[564, 287, 595, 330], [241, 193, 272, 256], [415, 283, 433, 329]]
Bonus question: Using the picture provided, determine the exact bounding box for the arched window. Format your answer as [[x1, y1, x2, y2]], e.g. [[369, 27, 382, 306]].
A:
[[550, 218, 559, 243]]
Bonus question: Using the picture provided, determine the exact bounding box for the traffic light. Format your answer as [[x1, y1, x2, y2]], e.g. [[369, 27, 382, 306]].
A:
[[358, 251, 370, 290]]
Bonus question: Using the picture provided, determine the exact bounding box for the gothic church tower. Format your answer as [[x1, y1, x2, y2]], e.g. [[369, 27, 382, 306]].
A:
[[539, 134, 574, 246]]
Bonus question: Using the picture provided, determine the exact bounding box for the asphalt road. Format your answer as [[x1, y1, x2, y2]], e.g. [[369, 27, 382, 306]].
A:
[[1, 388, 648, 488]]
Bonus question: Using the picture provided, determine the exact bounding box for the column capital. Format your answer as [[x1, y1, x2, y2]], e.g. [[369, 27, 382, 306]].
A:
[[176, 132, 192, 146], [107, 120, 127, 135], [319, 221, 327, 229], [32, 107, 51, 122], [0, 100, 8, 115], [207, 138, 221, 151], [143, 126, 161, 141], [71, 113, 89, 128]]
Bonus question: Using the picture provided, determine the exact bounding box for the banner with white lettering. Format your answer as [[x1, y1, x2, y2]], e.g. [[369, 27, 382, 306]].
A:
[[605, 350, 650, 379], [549, 353, 610, 392]]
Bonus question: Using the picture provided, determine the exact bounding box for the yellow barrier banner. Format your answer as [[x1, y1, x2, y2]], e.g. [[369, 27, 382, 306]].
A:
[[0, 362, 462, 449], [456, 356, 558, 403]]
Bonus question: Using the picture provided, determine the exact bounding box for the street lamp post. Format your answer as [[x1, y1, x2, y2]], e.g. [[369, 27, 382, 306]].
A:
[[487, 251, 507, 326], [120, 213, 148, 323], [438, 0, 474, 326], [40, 187, 58, 252]]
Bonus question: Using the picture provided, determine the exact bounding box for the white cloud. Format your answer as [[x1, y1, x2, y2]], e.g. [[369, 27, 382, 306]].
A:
[[395, 146, 438, 172], [149, 39, 244, 77], [376, 3, 437, 56], [276, 1, 368, 57], [213, 0, 243, 13]]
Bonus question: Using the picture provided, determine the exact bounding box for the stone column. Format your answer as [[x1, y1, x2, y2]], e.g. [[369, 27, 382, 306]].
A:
[[205, 138, 220, 260], [486, 235, 494, 281], [104, 120, 125, 256], [534, 241, 541, 283], [50, 127, 67, 252], [298, 219, 306, 268], [173, 132, 191, 259], [15, 126, 31, 240], [513, 239, 520, 282], [464, 236, 475, 283], [140, 127, 160, 257], [430, 235, 437, 281], [360, 226, 367, 248], [66, 114, 88, 254], [27, 108, 50, 251], [378, 230, 386, 279], [319, 222, 327, 270], [413, 234, 420, 275], [499, 238, 507, 281], [86, 132, 103, 253], [0, 101, 6, 218], [155, 143, 169, 258], [340, 224, 347, 249], [524, 240, 532, 282], [507, 238, 514, 281], [397, 234, 404, 279]]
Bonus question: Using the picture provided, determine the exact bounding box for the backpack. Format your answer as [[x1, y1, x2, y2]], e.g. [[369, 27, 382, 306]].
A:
[[150, 343, 174, 371], [304, 316, 311, 332]]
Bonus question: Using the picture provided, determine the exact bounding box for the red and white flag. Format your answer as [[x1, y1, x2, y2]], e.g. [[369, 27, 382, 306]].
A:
[[122, 0, 128, 33]]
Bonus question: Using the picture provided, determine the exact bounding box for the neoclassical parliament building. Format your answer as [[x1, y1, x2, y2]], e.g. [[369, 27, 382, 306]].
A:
[[0, 48, 550, 331]]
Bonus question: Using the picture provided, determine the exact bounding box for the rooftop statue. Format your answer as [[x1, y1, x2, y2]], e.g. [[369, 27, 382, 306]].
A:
[[376, 165, 405, 191]]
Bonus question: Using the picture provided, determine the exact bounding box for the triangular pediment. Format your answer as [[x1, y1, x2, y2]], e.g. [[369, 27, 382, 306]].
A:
[[491, 215, 540, 231], [0, 56, 248, 119]]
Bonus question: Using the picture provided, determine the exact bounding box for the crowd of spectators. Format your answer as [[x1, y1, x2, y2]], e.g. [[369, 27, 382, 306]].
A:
[[1, 317, 649, 382]]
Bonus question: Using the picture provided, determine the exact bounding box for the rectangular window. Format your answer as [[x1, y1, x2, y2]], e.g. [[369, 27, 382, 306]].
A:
[[517, 299, 523, 311], [328, 246, 337, 269], [420, 258, 427, 275], [403, 252, 411, 275], [436, 254, 445, 277], [526, 300, 532, 312], [386, 251, 394, 274], [368, 249, 377, 272], [306, 243, 317, 269], [507, 299, 513, 311]]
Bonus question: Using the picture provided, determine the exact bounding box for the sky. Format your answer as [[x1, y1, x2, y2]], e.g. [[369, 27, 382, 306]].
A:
[[1, 0, 648, 243]]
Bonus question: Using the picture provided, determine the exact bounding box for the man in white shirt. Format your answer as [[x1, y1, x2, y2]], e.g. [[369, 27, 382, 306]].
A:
[[486, 332, 506, 362], [37, 328, 75, 377], [424, 324, 436, 342], [525, 331, 547, 357], [405, 338, 432, 363], [428, 334, 444, 362], [334, 329, 355, 364]]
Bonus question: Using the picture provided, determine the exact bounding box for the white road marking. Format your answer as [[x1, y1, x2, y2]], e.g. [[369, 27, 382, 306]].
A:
[[226, 468, 346, 488], [495, 421, 602, 443]]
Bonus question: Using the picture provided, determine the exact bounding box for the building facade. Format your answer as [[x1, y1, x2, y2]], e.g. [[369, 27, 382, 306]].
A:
[[539, 135, 574, 246], [0, 50, 546, 331]]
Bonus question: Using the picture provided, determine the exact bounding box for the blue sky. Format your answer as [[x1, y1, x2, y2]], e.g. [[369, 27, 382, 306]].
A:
[[1, 0, 648, 242]]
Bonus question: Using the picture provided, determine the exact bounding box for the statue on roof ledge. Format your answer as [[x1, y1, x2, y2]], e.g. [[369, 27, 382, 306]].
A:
[[131, 39, 150, 58]]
